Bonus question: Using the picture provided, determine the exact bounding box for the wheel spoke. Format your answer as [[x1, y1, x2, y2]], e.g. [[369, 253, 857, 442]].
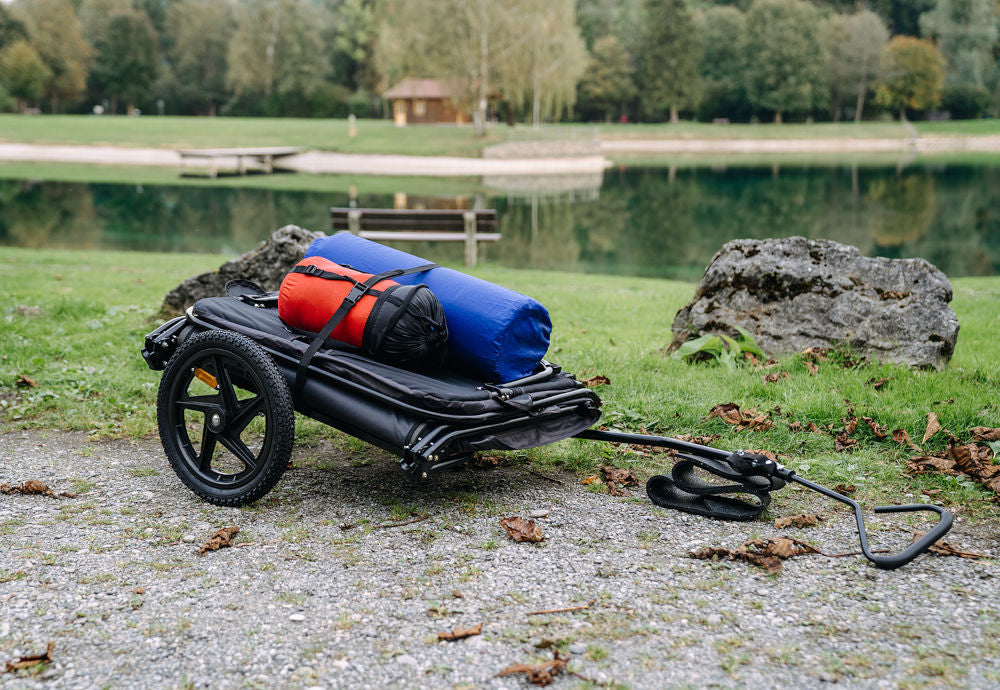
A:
[[177, 393, 221, 413], [230, 396, 265, 434], [214, 356, 239, 413], [218, 433, 258, 470], [199, 425, 218, 472]]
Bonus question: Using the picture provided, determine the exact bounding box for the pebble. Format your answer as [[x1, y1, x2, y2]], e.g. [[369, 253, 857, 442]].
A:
[[395, 654, 417, 666], [706, 614, 722, 625], [288, 614, 306, 622], [182, 535, 196, 543], [529, 508, 550, 519], [569, 643, 586, 655]]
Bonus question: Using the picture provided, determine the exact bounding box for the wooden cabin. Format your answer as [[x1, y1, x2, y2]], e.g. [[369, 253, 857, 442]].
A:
[[384, 78, 468, 126]]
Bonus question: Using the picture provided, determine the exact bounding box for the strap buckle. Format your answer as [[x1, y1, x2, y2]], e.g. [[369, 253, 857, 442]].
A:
[[301, 264, 324, 277], [344, 283, 368, 304]]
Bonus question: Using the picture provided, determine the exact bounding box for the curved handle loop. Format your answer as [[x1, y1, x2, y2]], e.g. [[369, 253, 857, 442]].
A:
[[864, 504, 953, 569], [790, 473, 954, 570]]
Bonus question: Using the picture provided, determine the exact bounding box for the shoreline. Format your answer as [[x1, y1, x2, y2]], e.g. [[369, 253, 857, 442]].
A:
[[2, 134, 1000, 177]]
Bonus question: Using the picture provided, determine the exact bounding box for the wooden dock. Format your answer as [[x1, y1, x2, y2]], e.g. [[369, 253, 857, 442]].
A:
[[177, 147, 300, 177]]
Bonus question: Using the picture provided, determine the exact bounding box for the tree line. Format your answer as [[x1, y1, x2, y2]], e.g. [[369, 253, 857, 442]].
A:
[[0, 0, 995, 124]]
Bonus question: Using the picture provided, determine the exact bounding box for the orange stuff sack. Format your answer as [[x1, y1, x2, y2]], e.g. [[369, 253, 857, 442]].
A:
[[278, 256, 447, 366]]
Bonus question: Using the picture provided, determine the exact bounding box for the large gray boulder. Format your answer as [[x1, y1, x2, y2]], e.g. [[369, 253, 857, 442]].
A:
[[162, 225, 323, 314], [669, 237, 959, 369]]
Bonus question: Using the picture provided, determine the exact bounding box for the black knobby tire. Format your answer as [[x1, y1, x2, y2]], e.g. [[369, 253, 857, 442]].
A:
[[157, 330, 294, 506]]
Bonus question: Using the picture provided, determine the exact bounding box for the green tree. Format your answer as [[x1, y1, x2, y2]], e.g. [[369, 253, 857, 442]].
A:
[[744, 0, 827, 123], [164, 0, 234, 115], [89, 10, 159, 114], [227, 0, 328, 114], [14, 0, 90, 111], [0, 4, 28, 51], [636, 0, 700, 122], [374, 0, 586, 133], [0, 39, 51, 111], [822, 9, 888, 122], [919, 0, 997, 104], [324, 0, 376, 91], [578, 35, 635, 121], [876, 36, 945, 121], [696, 6, 749, 121]]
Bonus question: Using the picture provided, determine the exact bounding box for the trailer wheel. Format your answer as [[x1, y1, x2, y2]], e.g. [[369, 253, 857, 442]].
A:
[[157, 330, 294, 506]]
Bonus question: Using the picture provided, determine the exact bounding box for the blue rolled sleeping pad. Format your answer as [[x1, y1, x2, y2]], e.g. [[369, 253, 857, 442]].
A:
[[305, 232, 552, 383]]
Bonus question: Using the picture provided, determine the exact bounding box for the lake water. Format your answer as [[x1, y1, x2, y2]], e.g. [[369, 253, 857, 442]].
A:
[[2, 162, 998, 280]]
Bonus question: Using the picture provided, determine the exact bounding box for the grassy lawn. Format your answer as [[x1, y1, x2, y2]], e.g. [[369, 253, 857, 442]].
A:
[[2, 247, 998, 518], [1, 115, 998, 158], [0, 161, 484, 196]]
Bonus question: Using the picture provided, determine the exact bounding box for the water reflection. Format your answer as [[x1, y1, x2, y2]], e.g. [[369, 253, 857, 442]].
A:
[[1, 163, 998, 278]]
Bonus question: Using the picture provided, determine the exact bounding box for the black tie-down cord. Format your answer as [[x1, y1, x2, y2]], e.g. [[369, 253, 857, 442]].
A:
[[573, 429, 952, 570]]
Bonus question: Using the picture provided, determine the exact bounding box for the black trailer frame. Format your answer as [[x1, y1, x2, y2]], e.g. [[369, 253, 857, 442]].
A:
[[143, 296, 952, 570]]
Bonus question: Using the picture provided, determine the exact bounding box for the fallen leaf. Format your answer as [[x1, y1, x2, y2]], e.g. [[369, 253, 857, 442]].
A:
[[922, 412, 942, 444], [905, 454, 959, 476], [921, 489, 942, 497], [914, 533, 987, 560], [970, 427, 1000, 442], [761, 371, 790, 384], [690, 537, 820, 574], [774, 514, 820, 529], [496, 650, 569, 686], [834, 484, 856, 494], [788, 421, 802, 432], [674, 434, 720, 446], [892, 429, 922, 452], [843, 415, 858, 434], [438, 622, 482, 641], [866, 377, 893, 390], [862, 417, 888, 439], [0, 480, 70, 498], [15, 374, 37, 388], [132, 587, 145, 594], [835, 433, 858, 452], [580, 375, 610, 388], [5, 641, 53, 672], [803, 360, 819, 376], [581, 474, 601, 486], [801, 347, 828, 361], [805, 422, 820, 433], [499, 516, 544, 543], [198, 526, 239, 555], [600, 465, 638, 496], [706, 403, 774, 432]]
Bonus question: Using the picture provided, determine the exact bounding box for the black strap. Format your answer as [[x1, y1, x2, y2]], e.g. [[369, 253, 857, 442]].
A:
[[291, 262, 437, 399], [646, 452, 786, 522]]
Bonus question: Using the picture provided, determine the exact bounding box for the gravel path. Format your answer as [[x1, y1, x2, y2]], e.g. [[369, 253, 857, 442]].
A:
[[2, 430, 998, 689]]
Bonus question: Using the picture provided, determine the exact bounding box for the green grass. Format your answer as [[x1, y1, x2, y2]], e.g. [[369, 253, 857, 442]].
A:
[[1, 115, 998, 157], [2, 247, 998, 516], [0, 114, 504, 157], [0, 161, 485, 196]]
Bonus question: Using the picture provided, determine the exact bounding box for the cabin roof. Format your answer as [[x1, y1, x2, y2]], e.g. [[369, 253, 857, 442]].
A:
[[384, 78, 454, 100]]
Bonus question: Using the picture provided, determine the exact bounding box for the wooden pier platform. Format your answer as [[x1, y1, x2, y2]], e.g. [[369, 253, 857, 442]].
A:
[[177, 146, 301, 177]]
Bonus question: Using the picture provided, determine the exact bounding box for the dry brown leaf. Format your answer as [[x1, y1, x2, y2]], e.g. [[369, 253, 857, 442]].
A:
[[774, 513, 820, 529], [970, 427, 1000, 442], [198, 526, 239, 555], [5, 642, 53, 672], [132, 587, 145, 594], [600, 465, 638, 498], [906, 454, 959, 475], [866, 377, 893, 390], [921, 489, 942, 497], [761, 371, 790, 384], [892, 429, 922, 452], [438, 623, 482, 641], [706, 403, 774, 432], [862, 417, 888, 439], [15, 374, 37, 388], [690, 537, 820, 574], [804, 361, 819, 376], [0, 480, 68, 498], [499, 516, 544, 543], [674, 434, 720, 446], [581, 474, 601, 486], [801, 347, 828, 361], [835, 433, 858, 453], [806, 422, 820, 433], [843, 416, 858, 434], [496, 651, 569, 686], [914, 533, 988, 560], [580, 375, 610, 388], [834, 484, 856, 494], [707, 402, 744, 426], [922, 412, 942, 444], [788, 421, 802, 432]]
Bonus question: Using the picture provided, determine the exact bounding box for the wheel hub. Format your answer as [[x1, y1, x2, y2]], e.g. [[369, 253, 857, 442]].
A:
[[208, 409, 226, 432]]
